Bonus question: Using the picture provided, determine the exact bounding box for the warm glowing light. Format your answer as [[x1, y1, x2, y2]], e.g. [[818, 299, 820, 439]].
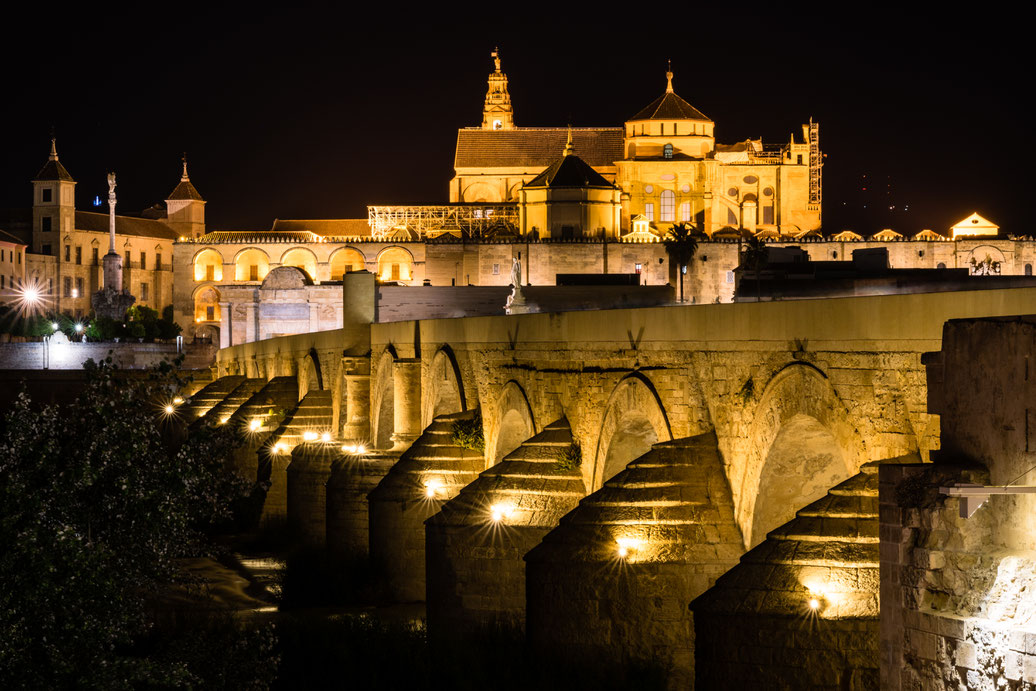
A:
[[424, 479, 443, 498], [273, 442, 287, 454], [303, 431, 318, 442], [219, 417, 228, 425], [23, 286, 40, 303], [13, 279, 50, 316], [250, 419, 261, 431], [356, 444, 366, 454], [490, 503, 515, 522], [342, 444, 356, 453], [616, 537, 641, 559], [51, 322, 59, 331], [809, 598, 820, 610], [173, 397, 183, 405], [74, 323, 83, 333], [321, 432, 331, 443], [164, 404, 175, 414]]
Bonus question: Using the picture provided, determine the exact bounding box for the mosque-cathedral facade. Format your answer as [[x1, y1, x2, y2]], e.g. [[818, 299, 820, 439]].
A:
[[5, 52, 1032, 343]]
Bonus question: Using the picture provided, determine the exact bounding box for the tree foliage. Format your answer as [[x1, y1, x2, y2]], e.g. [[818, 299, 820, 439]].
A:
[[663, 222, 701, 302], [0, 359, 257, 688]]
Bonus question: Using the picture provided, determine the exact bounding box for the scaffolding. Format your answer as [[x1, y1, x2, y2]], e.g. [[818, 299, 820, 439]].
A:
[[808, 119, 822, 209], [368, 204, 519, 239]]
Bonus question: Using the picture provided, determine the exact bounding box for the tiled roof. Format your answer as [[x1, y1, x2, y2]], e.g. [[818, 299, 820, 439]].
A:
[[630, 91, 711, 122], [0, 228, 26, 246], [272, 218, 371, 236], [74, 211, 177, 241], [455, 127, 623, 168], [167, 178, 204, 201], [525, 153, 614, 189], [33, 159, 75, 182]]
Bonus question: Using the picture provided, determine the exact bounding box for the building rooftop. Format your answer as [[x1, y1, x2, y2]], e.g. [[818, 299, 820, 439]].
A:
[[74, 211, 177, 241], [525, 152, 614, 189], [455, 127, 622, 168]]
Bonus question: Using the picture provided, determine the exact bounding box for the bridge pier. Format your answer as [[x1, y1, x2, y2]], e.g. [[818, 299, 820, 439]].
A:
[[341, 357, 371, 442], [425, 417, 584, 637], [368, 410, 484, 602], [286, 442, 340, 547], [326, 450, 399, 560], [390, 358, 422, 451], [524, 434, 743, 689]]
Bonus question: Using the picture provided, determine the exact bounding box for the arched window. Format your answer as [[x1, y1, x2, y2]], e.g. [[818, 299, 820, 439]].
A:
[[280, 248, 318, 281], [330, 248, 366, 280], [1026, 264, 1033, 276], [660, 190, 676, 223], [377, 247, 413, 283], [194, 286, 221, 323], [193, 249, 223, 282], [663, 143, 673, 160], [234, 248, 270, 282], [937, 262, 947, 270]]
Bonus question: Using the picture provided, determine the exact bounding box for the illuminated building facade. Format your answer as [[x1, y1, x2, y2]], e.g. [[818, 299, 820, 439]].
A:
[[20, 142, 189, 317]]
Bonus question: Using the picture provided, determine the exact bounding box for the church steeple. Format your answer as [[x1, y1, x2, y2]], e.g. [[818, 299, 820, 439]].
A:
[[481, 48, 514, 131]]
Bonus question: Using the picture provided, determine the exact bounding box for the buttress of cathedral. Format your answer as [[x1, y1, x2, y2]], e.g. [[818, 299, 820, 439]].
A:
[[451, 53, 823, 238]]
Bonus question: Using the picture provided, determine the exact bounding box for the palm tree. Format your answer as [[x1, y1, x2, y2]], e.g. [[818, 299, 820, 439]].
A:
[[663, 222, 700, 303], [740, 234, 767, 302]]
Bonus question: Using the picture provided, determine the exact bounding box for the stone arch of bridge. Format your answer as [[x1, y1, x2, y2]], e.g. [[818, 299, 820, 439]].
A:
[[299, 348, 324, 397], [488, 380, 536, 467], [371, 347, 398, 450], [423, 345, 466, 426], [739, 362, 862, 550], [591, 371, 673, 491]]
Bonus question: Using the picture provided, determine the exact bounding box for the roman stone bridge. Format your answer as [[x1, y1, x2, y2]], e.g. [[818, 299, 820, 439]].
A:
[[198, 284, 1036, 686]]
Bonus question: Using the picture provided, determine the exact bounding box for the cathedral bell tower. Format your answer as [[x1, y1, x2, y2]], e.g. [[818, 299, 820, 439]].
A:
[[481, 48, 514, 131]]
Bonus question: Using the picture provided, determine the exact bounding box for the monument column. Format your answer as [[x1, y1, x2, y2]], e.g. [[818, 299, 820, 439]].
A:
[[391, 358, 422, 450], [92, 173, 135, 320]]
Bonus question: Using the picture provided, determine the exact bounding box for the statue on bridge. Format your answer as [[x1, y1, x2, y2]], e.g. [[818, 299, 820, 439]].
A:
[[505, 256, 532, 315]]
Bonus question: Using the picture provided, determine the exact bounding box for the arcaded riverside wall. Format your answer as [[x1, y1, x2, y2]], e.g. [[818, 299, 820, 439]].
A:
[[881, 315, 1036, 689]]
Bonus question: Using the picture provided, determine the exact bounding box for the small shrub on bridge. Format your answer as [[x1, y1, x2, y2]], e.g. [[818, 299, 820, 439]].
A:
[[555, 442, 582, 472], [451, 411, 485, 453]]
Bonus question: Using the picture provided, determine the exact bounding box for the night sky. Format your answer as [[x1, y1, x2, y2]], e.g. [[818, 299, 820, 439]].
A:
[[2, 10, 1029, 236]]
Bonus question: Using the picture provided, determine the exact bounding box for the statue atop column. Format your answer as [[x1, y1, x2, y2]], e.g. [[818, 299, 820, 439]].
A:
[[91, 171, 136, 321], [505, 255, 533, 314]]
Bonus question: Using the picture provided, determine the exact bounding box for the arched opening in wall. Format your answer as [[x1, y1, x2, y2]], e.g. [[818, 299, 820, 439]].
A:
[[234, 248, 270, 282], [601, 412, 658, 484], [302, 351, 323, 396], [592, 373, 673, 490], [371, 351, 396, 450], [193, 248, 223, 282], [280, 248, 318, 281], [494, 408, 532, 465], [462, 182, 498, 203], [750, 414, 848, 548], [489, 381, 535, 466], [195, 323, 219, 344], [377, 247, 414, 284], [424, 347, 465, 425], [193, 285, 221, 324], [330, 248, 366, 280]]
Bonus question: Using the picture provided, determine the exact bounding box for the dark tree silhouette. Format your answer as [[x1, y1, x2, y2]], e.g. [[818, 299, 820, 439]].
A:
[[663, 222, 700, 303]]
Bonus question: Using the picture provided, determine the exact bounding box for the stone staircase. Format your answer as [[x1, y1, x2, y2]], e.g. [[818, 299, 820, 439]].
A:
[[690, 462, 879, 689], [524, 433, 743, 688], [367, 409, 485, 602], [426, 417, 585, 634]]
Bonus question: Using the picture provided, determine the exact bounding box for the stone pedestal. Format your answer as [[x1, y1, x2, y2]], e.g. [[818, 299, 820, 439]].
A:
[[91, 253, 135, 320]]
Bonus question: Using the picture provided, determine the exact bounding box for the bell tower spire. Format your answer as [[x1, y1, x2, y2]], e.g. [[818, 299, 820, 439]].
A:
[[481, 47, 514, 131]]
